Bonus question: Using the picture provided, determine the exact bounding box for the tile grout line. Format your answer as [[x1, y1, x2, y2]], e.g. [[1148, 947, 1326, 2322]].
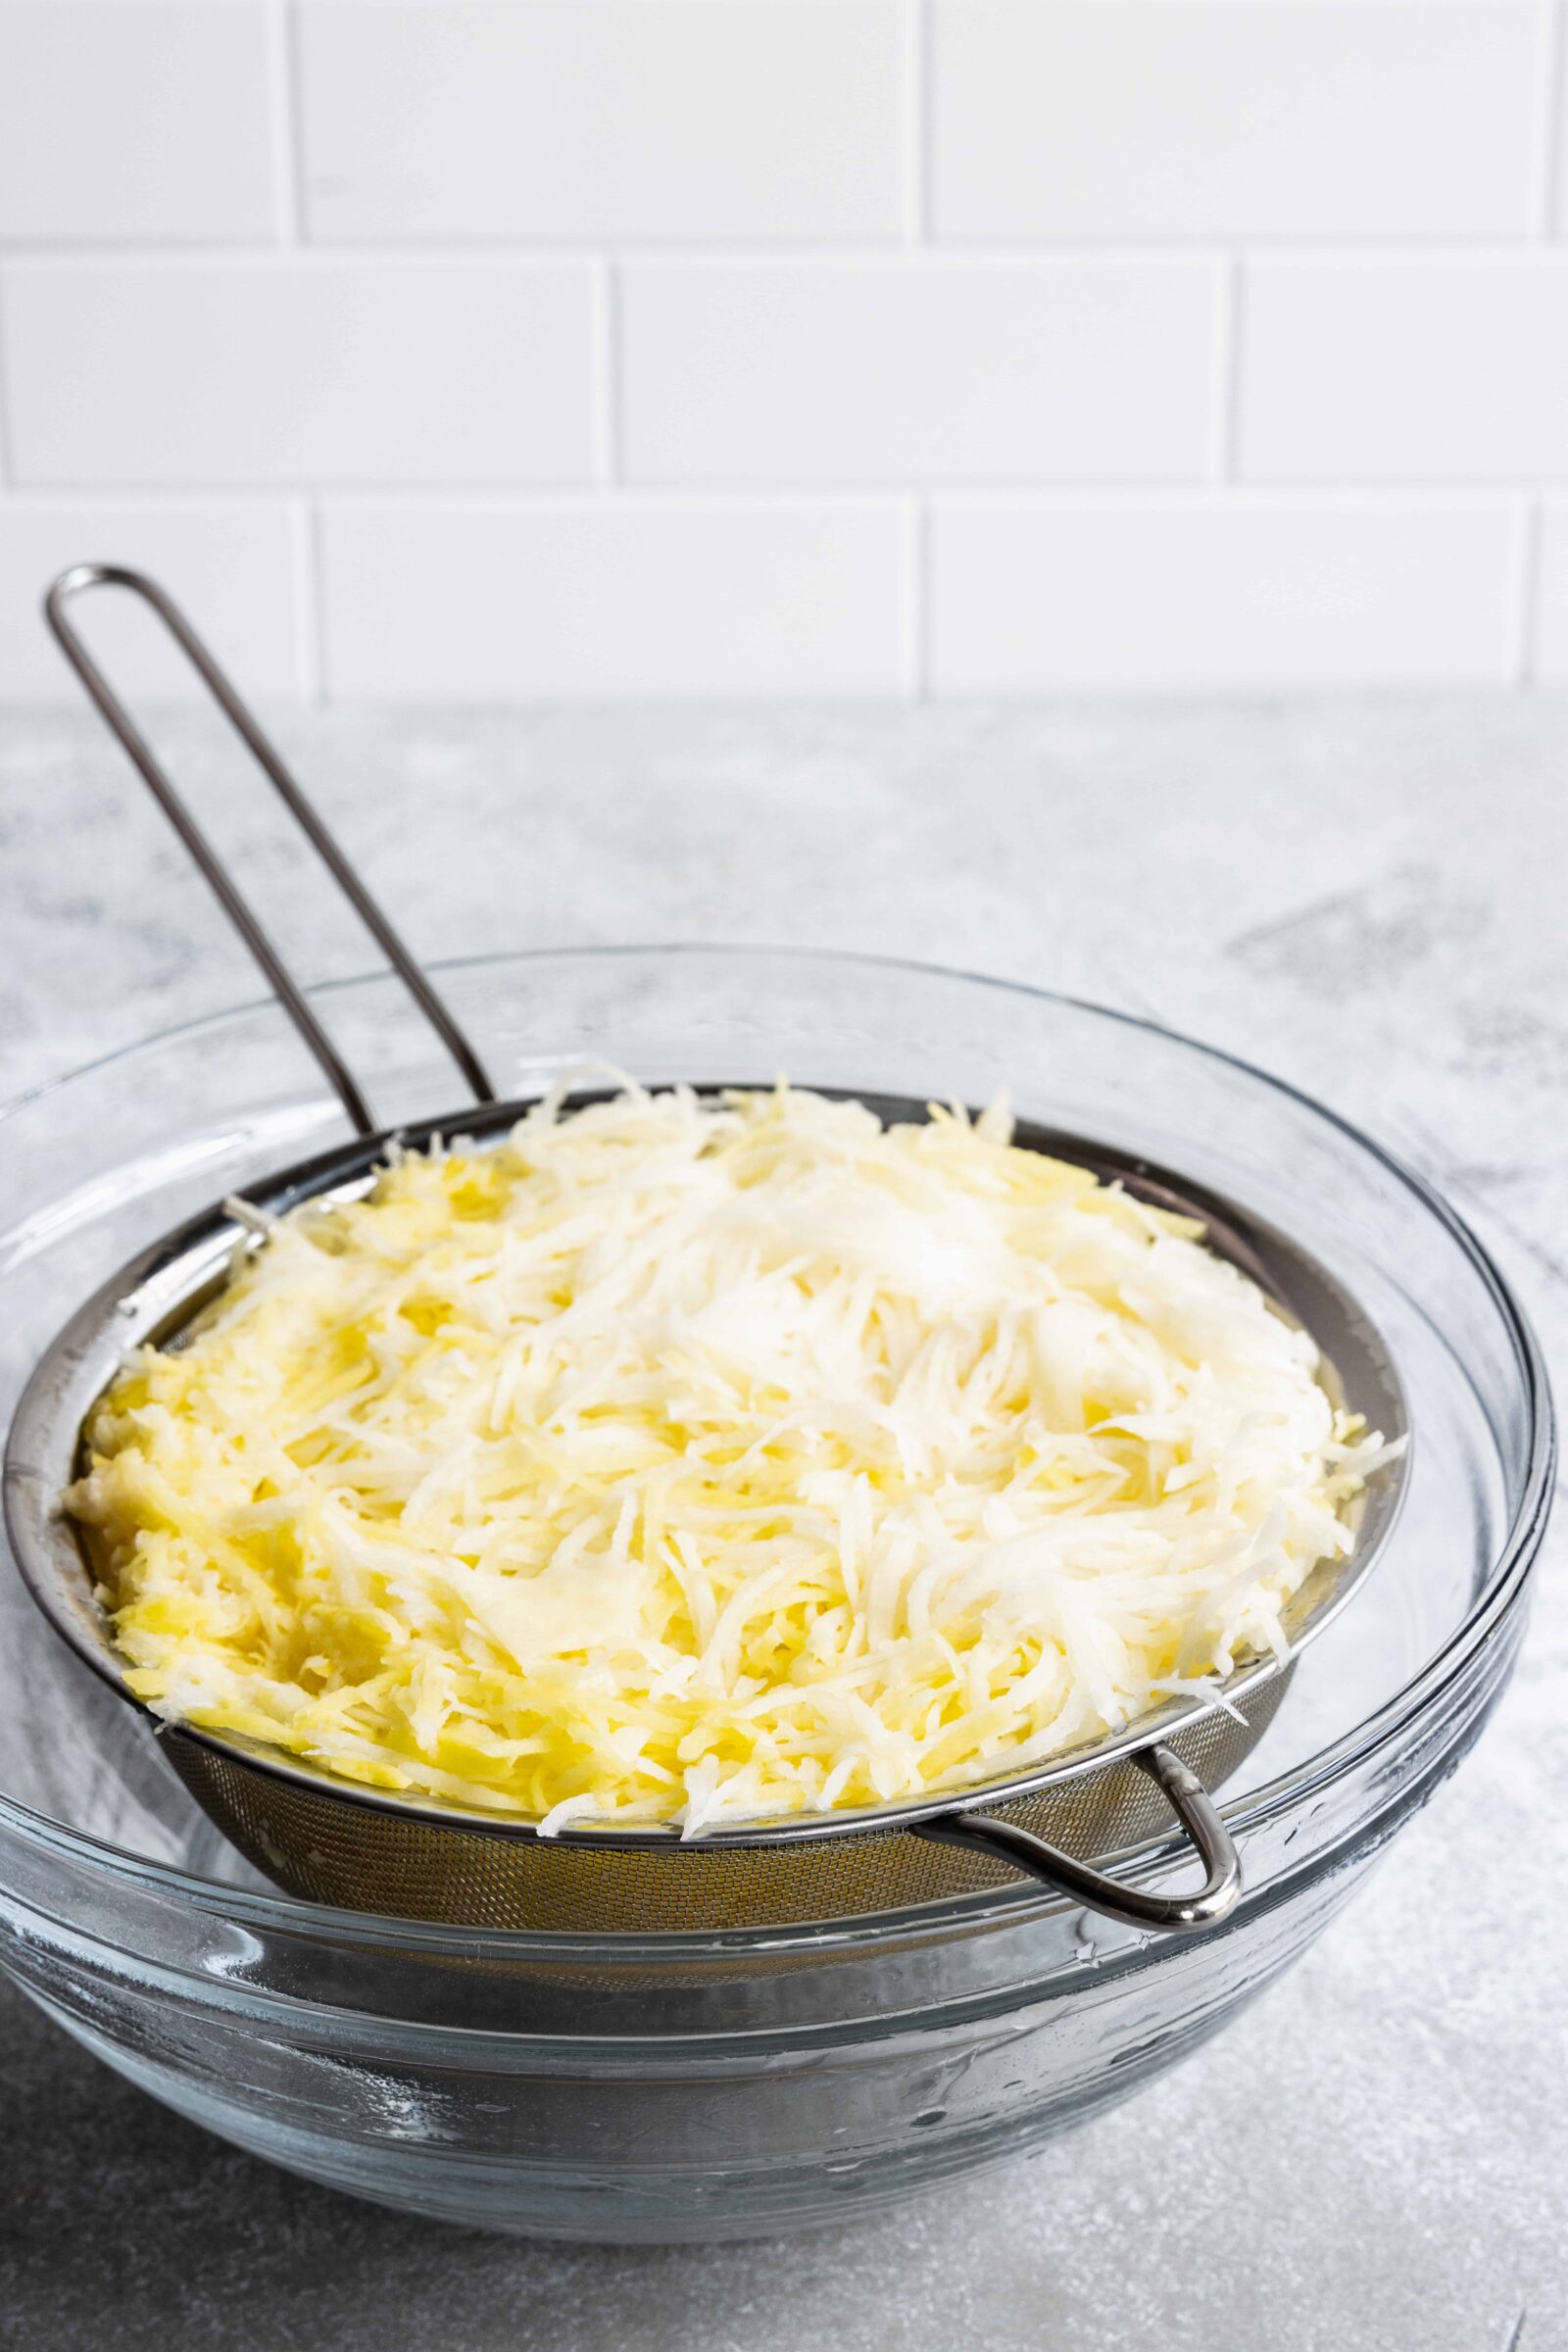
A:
[[919, 494, 935, 699], [14, 238, 1568, 268], [306, 497, 331, 705], [267, 0, 304, 246], [0, 274, 13, 488], [288, 496, 325, 704], [902, 495, 927, 698], [1533, 0, 1565, 237], [1226, 254, 1248, 482], [274, 0, 327, 710], [1211, 255, 1244, 484], [1, 482, 1548, 509], [0, 487, 326, 511], [1515, 495, 1543, 687], [907, 0, 931, 246], [901, 0, 929, 700], [593, 258, 621, 489]]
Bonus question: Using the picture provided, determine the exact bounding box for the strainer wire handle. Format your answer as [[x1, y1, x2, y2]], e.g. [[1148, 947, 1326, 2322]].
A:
[[43, 563, 496, 1137], [919, 1743, 1241, 1932]]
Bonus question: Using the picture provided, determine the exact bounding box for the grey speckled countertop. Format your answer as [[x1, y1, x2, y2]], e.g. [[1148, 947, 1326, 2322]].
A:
[[1, 700, 1564, 2352]]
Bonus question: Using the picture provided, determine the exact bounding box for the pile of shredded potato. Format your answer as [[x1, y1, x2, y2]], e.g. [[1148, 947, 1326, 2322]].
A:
[[68, 1078, 1396, 1835]]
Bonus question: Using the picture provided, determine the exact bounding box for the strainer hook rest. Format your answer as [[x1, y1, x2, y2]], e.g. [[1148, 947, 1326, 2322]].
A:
[[916, 1745, 1240, 1931]]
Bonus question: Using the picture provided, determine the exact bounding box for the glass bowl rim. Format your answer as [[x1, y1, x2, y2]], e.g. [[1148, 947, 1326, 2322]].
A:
[[0, 942, 1554, 1961]]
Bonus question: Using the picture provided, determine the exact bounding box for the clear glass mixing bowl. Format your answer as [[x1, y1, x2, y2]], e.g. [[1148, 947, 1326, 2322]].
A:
[[0, 950, 1551, 2241]]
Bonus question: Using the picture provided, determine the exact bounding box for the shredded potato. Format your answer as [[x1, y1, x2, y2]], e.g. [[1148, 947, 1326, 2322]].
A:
[[68, 1077, 1396, 1836]]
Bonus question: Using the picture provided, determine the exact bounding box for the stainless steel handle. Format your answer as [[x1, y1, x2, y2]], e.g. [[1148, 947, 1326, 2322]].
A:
[[43, 563, 496, 1137], [916, 1743, 1242, 1934]]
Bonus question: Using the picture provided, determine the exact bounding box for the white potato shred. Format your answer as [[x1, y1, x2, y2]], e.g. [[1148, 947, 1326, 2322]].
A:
[[69, 1080, 1396, 1835]]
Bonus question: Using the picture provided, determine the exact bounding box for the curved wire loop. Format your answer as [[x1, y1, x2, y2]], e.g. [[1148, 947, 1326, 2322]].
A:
[[44, 564, 496, 1136], [915, 1743, 1242, 1933]]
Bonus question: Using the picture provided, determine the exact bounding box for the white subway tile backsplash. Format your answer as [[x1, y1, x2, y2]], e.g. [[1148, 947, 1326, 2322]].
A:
[[621, 259, 1217, 484], [299, 1, 906, 243], [933, 2, 1541, 241], [0, 5, 1556, 697], [929, 500, 1520, 692], [0, 3, 278, 244], [1, 260, 598, 487], [0, 503, 304, 700], [319, 500, 907, 697], [1242, 261, 1568, 482]]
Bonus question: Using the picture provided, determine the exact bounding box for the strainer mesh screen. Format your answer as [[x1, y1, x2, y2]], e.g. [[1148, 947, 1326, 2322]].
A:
[[164, 1678, 1283, 1934]]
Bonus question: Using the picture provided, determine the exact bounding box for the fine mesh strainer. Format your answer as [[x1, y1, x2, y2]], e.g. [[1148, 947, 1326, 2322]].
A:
[[2, 566, 1410, 1939]]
